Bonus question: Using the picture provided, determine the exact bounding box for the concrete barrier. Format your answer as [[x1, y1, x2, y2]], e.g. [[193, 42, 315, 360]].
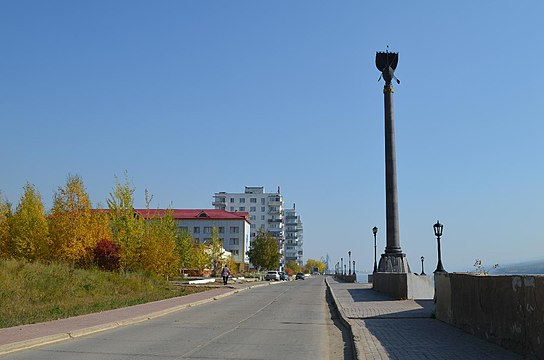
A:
[[435, 272, 544, 359], [373, 272, 434, 300]]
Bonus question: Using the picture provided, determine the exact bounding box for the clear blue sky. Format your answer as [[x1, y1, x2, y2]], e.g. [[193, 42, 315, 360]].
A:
[[1, 1, 543, 272]]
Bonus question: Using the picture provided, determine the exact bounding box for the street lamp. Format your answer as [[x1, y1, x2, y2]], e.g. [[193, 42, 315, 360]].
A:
[[353, 260, 356, 274], [344, 264, 347, 275], [372, 226, 378, 272], [341, 258, 344, 275], [420, 256, 426, 275], [348, 251, 352, 275], [433, 220, 445, 272]]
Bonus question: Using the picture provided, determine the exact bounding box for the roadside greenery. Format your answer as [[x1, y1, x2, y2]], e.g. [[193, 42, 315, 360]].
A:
[[246, 229, 281, 271], [0, 259, 209, 328], [0, 173, 235, 279]]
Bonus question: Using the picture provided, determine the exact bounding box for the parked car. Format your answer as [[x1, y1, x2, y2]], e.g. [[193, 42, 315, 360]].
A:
[[265, 270, 280, 281], [295, 272, 305, 280], [279, 271, 288, 281]]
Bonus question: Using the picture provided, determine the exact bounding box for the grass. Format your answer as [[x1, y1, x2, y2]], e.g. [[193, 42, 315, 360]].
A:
[[0, 259, 210, 328]]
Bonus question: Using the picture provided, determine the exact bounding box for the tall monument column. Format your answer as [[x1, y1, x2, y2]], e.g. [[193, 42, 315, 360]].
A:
[[376, 49, 410, 273]]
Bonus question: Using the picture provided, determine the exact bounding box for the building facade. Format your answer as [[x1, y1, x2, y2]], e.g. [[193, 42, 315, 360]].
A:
[[213, 186, 285, 268], [135, 209, 250, 267], [284, 205, 304, 267]]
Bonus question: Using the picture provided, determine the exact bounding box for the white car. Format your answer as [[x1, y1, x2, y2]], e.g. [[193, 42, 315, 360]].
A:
[[265, 271, 280, 281]]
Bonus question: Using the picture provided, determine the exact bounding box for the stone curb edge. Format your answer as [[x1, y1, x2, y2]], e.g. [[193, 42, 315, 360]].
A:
[[0, 282, 272, 356], [325, 277, 363, 360]]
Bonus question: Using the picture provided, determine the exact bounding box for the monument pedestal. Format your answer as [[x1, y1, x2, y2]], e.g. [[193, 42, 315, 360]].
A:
[[377, 253, 410, 273]]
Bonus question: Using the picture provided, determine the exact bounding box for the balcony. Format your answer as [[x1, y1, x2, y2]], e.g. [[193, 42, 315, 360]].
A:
[[268, 199, 282, 206], [268, 218, 282, 223]]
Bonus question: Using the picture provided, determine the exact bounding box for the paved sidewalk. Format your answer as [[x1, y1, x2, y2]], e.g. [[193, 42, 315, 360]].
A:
[[0, 282, 266, 356], [326, 278, 522, 360]]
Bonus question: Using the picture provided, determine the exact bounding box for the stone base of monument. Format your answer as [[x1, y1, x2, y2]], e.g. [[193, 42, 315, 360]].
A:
[[373, 272, 434, 300], [373, 254, 434, 299]]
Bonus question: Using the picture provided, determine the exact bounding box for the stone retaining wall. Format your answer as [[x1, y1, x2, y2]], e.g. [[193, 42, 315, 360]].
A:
[[435, 272, 544, 359]]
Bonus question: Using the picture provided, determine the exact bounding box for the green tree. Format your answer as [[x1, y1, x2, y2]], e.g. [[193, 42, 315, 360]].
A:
[[49, 175, 96, 266], [0, 194, 12, 258], [10, 183, 50, 261], [246, 230, 281, 271], [107, 173, 144, 271]]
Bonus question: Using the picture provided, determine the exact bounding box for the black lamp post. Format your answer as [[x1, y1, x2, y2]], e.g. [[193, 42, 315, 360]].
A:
[[344, 264, 347, 275], [348, 251, 352, 275], [353, 260, 356, 274], [372, 226, 378, 272], [420, 256, 426, 275], [433, 220, 445, 272], [341, 258, 344, 275]]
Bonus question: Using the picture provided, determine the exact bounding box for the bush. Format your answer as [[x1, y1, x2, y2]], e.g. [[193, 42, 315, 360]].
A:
[[94, 239, 121, 271]]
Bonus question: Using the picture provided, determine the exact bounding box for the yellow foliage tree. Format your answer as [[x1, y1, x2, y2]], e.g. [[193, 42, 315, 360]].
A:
[[10, 183, 50, 261], [140, 207, 180, 279], [0, 194, 12, 259], [107, 173, 144, 272], [304, 259, 326, 274], [49, 175, 97, 266]]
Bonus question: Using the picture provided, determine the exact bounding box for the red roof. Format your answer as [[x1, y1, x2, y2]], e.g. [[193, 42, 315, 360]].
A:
[[134, 209, 249, 222]]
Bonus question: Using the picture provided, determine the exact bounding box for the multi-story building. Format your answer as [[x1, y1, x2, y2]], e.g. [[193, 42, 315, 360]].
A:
[[284, 205, 304, 267], [135, 209, 250, 268], [213, 186, 285, 268]]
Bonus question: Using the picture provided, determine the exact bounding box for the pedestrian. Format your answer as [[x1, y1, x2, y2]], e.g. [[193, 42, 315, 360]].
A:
[[221, 265, 230, 285]]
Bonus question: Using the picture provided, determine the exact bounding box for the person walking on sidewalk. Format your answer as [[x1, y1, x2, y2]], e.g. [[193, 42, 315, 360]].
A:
[[221, 265, 230, 285]]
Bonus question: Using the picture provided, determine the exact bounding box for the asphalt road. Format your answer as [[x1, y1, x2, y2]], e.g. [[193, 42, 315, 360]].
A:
[[2, 276, 352, 360]]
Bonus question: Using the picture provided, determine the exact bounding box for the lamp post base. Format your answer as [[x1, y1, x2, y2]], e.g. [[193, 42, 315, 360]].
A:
[[377, 253, 411, 273]]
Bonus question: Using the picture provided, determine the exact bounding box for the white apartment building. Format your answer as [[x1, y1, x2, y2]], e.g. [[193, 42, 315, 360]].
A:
[[135, 209, 250, 268], [213, 186, 285, 268], [284, 205, 304, 267]]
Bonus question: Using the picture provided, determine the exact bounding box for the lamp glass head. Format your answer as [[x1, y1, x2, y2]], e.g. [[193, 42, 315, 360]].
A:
[[433, 221, 444, 237]]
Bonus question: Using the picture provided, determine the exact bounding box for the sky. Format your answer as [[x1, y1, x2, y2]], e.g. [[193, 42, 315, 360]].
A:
[[1, 1, 543, 273]]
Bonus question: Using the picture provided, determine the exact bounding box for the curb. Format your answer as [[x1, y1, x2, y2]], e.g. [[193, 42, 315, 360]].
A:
[[325, 277, 363, 360], [0, 282, 271, 356]]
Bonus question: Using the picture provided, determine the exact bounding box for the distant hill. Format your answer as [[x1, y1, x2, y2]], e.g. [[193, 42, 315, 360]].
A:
[[489, 259, 544, 275]]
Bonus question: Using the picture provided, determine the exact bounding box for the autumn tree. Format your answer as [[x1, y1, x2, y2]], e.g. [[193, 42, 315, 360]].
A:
[[207, 226, 224, 276], [191, 242, 211, 276], [284, 260, 301, 275], [10, 183, 50, 261], [304, 259, 326, 274], [177, 228, 194, 275], [0, 194, 12, 258], [140, 204, 180, 279], [49, 175, 97, 266], [246, 230, 281, 271], [107, 174, 144, 271]]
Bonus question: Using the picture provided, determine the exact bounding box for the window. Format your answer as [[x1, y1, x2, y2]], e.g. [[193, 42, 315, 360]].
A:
[[193, 227, 200, 234], [250, 198, 257, 203], [261, 198, 265, 205], [251, 232, 255, 237], [230, 226, 239, 233], [260, 224, 265, 229], [261, 207, 265, 212], [179, 226, 188, 233], [250, 206, 256, 212], [229, 238, 239, 245], [261, 215, 265, 220], [231, 249, 239, 255], [251, 224, 256, 228], [230, 198, 234, 203], [218, 227, 225, 234], [230, 206, 235, 211], [250, 215, 256, 221], [239, 207, 245, 211], [204, 227, 212, 234], [239, 198, 245, 203]]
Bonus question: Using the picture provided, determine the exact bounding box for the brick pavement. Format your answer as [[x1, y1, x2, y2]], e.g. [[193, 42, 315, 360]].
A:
[[326, 278, 522, 360]]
